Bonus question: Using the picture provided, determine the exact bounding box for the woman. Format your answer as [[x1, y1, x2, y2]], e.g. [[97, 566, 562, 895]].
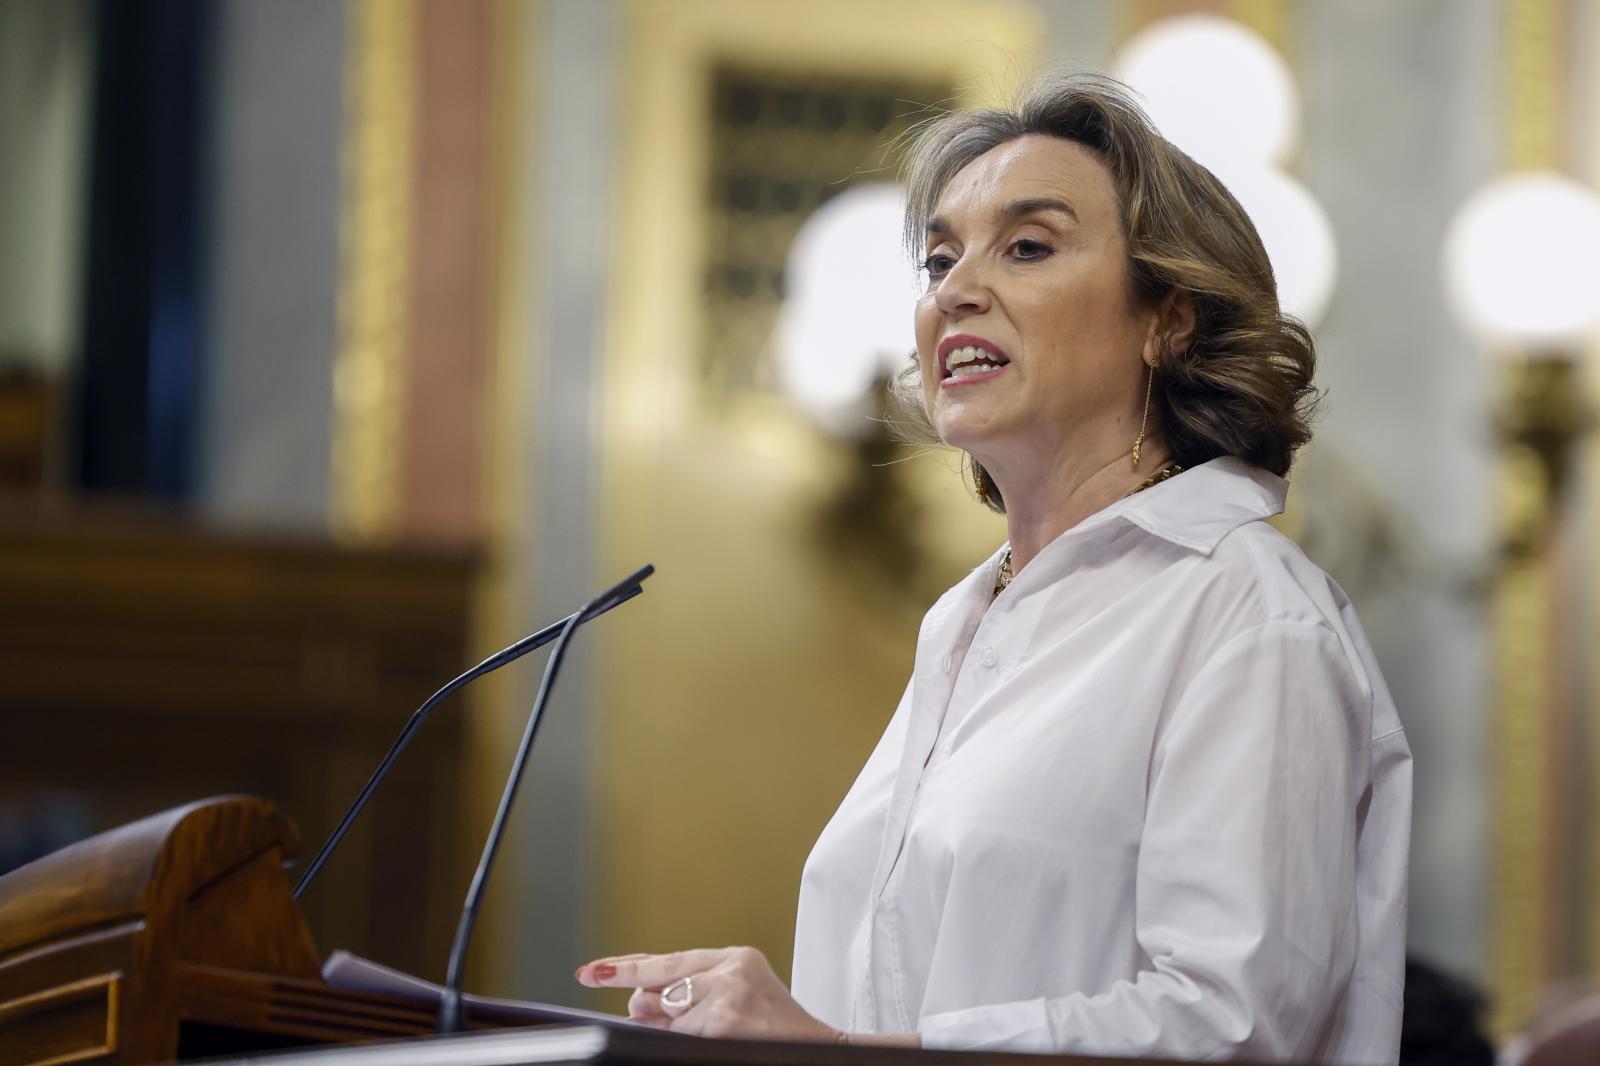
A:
[[578, 74, 1411, 1064]]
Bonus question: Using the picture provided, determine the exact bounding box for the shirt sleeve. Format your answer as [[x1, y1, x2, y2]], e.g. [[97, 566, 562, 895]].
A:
[[918, 619, 1371, 1061]]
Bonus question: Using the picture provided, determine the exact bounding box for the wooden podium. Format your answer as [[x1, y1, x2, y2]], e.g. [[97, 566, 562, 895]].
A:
[[0, 796, 1168, 1066], [0, 796, 492, 1063]]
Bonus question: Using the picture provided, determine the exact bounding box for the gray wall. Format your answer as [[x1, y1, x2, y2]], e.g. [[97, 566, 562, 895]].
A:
[[0, 0, 91, 374], [198, 0, 344, 529], [498, 0, 619, 1003], [1298, 0, 1498, 978], [1035, 0, 1115, 73]]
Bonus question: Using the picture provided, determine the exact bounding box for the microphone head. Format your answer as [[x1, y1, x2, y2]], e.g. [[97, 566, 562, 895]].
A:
[[618, 563, 655, 588], [580, 563, 655, 621]]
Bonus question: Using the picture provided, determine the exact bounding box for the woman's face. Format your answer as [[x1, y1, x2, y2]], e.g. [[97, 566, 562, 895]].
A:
[[914, 134, 1156, 477]]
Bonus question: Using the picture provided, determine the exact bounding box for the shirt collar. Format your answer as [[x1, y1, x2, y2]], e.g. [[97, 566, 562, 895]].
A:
[[987, 456, 1288, 572], [1114, 455, 1287, 554], [953, 451, 1292, 611]]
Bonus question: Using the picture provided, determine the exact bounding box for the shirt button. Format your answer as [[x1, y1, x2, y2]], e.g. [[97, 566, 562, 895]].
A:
[[941, 654, 953, 673], [979, 647, 998, 667]]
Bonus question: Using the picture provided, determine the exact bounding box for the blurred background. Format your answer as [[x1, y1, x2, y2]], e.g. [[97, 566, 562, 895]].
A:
[[2, 0, 1598, 1053]]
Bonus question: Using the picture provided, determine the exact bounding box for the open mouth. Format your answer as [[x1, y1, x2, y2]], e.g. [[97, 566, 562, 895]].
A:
[[940, 336, 1011, 384]]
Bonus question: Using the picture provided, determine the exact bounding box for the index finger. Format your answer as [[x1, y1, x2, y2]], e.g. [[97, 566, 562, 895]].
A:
[[578, 948, 731, 989]]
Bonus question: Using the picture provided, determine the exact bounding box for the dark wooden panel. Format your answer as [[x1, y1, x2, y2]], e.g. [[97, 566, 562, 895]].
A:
[[0, 971, 118, 1066], [0, 497, 482, 982]]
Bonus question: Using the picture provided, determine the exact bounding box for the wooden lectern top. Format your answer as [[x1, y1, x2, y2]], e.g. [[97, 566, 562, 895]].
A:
[[0, 796, 320, 983], [0, 796, 474, 1065]]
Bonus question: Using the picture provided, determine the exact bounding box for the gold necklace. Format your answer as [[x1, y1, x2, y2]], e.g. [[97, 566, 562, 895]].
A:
[[994, 462, 1184, 594]]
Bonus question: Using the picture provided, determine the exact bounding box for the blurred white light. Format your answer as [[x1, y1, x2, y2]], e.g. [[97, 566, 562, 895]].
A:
[[1114, 15, 1298, 170], [1443, 172, 1600, 348], [1218, 166, 1339, 328], [774, 183, 917, 435]]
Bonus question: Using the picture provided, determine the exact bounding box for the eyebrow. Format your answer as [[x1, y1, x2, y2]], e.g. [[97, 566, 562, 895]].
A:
[[926, 196, 1079, 237]]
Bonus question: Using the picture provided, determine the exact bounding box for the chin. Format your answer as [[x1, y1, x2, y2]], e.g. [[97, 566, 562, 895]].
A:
[[932, 411, 1004, 455]]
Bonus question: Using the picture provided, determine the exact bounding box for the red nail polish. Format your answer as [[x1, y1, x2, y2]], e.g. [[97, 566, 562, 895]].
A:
[[593, 963, 617, 980]]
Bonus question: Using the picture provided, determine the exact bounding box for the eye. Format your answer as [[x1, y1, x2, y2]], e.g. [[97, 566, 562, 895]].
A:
[[1010, 237, 1052, 261], [922, 251, 957, 279]]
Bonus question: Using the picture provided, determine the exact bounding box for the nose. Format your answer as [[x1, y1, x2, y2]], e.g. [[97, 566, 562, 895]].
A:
[[933, 253, 991, 318]]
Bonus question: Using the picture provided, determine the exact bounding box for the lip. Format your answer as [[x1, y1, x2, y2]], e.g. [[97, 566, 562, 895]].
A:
[[939, 364, 1007, 389], [937, 333, 1012, 383]]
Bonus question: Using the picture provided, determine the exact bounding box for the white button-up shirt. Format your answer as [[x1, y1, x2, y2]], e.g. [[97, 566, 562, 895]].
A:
[[791, 457, 1411, 1064]]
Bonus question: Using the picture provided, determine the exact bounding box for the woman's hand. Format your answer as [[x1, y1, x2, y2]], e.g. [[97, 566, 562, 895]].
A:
[[575, 946, 841, 1042]]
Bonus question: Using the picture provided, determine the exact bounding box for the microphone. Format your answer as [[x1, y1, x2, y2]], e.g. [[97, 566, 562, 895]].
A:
[[436, 563, 655, 1034], [292, 568, 652, 902]]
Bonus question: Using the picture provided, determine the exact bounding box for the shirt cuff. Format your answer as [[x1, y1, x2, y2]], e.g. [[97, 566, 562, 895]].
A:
[[919, 997, 1054, 1052]]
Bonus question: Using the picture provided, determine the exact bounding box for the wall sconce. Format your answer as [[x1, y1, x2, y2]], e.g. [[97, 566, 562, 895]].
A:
[[773, 182, 915, 438], [1443, 172, 1600, 539], [773, 183, 925, 589]]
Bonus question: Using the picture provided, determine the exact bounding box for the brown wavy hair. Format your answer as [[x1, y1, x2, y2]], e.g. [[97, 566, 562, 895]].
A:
[[896, 73, 1319, 511]]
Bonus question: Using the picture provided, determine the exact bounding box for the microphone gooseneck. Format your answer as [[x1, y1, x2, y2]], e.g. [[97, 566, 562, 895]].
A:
[[293, 573, 650, 902], [437, 564, 655, 1035]]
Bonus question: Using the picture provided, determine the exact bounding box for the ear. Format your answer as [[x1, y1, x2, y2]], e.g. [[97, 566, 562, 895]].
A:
[[1142, 289, 1196, 367]]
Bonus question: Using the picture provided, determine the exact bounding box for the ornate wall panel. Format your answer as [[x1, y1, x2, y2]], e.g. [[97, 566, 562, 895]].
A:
[[1492, 0, 1576, 1032], [700, 69, 945, 402], [330, 0, 416, 542]]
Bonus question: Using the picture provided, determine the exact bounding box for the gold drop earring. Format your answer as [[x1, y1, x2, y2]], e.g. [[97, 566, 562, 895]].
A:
[[1131, 361, 1154, 471]]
